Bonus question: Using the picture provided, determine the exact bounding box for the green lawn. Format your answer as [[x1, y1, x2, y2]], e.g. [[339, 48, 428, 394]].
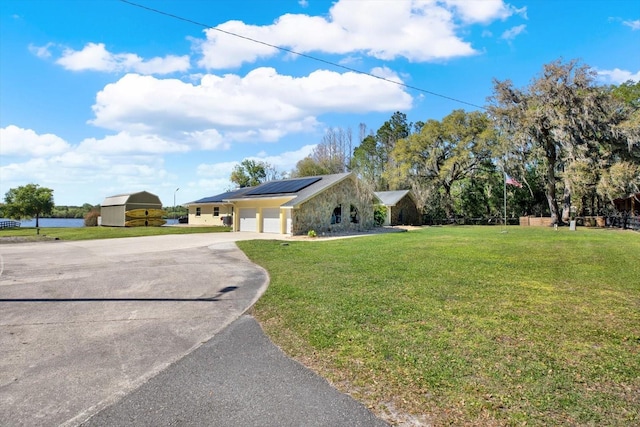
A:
[[238, 227, 640, 426], [0, 225, 231, 241]]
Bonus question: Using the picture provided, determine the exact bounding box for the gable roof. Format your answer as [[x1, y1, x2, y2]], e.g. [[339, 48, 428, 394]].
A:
[[613, 192, 640, 203], [374, 190, 413, 206], [282, 173, 352, 207], [227, 173, 353, 207], [187, 173, 356, 208]]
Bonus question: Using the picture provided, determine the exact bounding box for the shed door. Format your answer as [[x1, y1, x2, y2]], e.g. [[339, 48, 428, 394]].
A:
[[239, 208, 257, 232], [262, 208, 280, 234]]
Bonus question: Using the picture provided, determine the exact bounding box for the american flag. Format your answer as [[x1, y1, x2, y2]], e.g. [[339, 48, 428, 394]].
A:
[[506, 174, 522, 188]]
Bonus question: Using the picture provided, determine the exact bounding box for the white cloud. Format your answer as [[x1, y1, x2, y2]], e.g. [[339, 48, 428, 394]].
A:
[[28, 43, 54, 59], [597, 68, 640, 84], [0, 124, 315, 206], [623, 19, 640, 30], [0, 124, 181, 204], [195, 23, 279, 69], [1, 158, 49, 183], [501, 24, 526, 40], [189, 178, 236, 197], [0, 148, 172, 205], [197, 161, 239, 178], [191, 144, 315, 196], [247, 144, 316, 172], [193, 161, 239, 195], [184, 129, 230, 150], [88, 69, 411, 143], [196, 145, 315, 180], [444, 0, 519, 23], [0, 125, 71, 156], [195, 0, 522, 68], [77, 132, 191, 154], [56, 43, 190, 75]]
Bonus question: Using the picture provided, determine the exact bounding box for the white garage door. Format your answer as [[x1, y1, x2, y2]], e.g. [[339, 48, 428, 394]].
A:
[[239, 208, 257, 232], [262, 208, 281, 233]]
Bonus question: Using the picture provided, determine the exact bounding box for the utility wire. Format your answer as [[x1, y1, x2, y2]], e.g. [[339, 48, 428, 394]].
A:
[[119, 0, 486, 110]]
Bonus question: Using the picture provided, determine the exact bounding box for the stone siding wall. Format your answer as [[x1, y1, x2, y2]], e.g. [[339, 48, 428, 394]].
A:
[[292, 178, 374, 235], [390, 195, 420, 225]]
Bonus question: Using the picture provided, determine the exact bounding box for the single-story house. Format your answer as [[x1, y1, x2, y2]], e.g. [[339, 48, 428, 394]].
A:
[[374, 190, 420, 226], [186, 172, 376, 235], [186, 188, 245, 226], [101, 191, 163, 227]]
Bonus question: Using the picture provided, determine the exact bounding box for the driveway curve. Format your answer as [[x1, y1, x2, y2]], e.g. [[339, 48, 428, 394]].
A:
[[0, 233, 274, 426]]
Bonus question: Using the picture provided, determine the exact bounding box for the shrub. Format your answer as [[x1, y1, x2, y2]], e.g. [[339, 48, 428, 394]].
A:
[[84, 210, 100, 227], [374, 205, 386, 226], [307, 229, 317, 238]]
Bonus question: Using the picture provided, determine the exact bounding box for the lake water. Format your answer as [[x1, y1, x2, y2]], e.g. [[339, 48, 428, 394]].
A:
[[0, 218, 180, 228]]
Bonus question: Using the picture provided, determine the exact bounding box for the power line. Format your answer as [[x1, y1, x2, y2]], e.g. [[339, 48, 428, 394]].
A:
[[118, 0, 486, 111]]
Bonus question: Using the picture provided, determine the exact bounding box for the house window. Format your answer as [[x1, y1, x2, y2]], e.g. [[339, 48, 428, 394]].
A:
[[196, 207, 201, 217], [331, 205, 342, 224], [214, 207, 220, 217], [350, 205, 359, 224]]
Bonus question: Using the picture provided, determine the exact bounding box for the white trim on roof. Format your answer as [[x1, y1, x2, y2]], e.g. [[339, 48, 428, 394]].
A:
[[374, 190, 413, 206]]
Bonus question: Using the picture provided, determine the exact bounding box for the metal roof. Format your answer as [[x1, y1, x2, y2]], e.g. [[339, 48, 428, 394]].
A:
[[101, 191, 161, 207], [374, 190, 412, 206], [102, 194, 130, 207]]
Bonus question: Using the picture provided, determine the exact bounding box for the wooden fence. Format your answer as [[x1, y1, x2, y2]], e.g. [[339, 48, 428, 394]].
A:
[[422, 217, 520, 226], [520, 215, 639, 231], [422, 215, 638, 231], [520, 217, 553, 227]]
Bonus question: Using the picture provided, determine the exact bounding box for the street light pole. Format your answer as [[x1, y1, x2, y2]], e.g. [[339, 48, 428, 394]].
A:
[[174, 187, 180, 221]]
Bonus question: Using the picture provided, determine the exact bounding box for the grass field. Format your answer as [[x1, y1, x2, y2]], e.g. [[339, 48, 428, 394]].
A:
[[0, 225, 231, 241], [238, 227, 640, 426]]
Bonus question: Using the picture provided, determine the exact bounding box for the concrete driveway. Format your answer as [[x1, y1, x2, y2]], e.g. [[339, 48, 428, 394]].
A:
[[0, 232, 278, 426]]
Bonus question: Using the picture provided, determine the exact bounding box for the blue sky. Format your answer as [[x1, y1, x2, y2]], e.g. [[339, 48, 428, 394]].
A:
[[1, 0, 638, 206]]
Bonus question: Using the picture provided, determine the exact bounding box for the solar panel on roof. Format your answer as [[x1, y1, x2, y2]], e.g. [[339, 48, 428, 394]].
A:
[[245, 177, 321, 196]]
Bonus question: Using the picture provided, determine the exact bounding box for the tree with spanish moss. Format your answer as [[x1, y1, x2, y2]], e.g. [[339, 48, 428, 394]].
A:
[[392, 109, 498, 219], [488, 59, 635, 224]]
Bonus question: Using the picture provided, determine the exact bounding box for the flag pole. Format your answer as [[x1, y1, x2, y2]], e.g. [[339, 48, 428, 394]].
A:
[[503, 170, 507, 231]]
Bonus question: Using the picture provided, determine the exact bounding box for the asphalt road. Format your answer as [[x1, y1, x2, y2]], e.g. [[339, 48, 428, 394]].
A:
[[0, 233, 388, 426], [82, 315, 388, 427]]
